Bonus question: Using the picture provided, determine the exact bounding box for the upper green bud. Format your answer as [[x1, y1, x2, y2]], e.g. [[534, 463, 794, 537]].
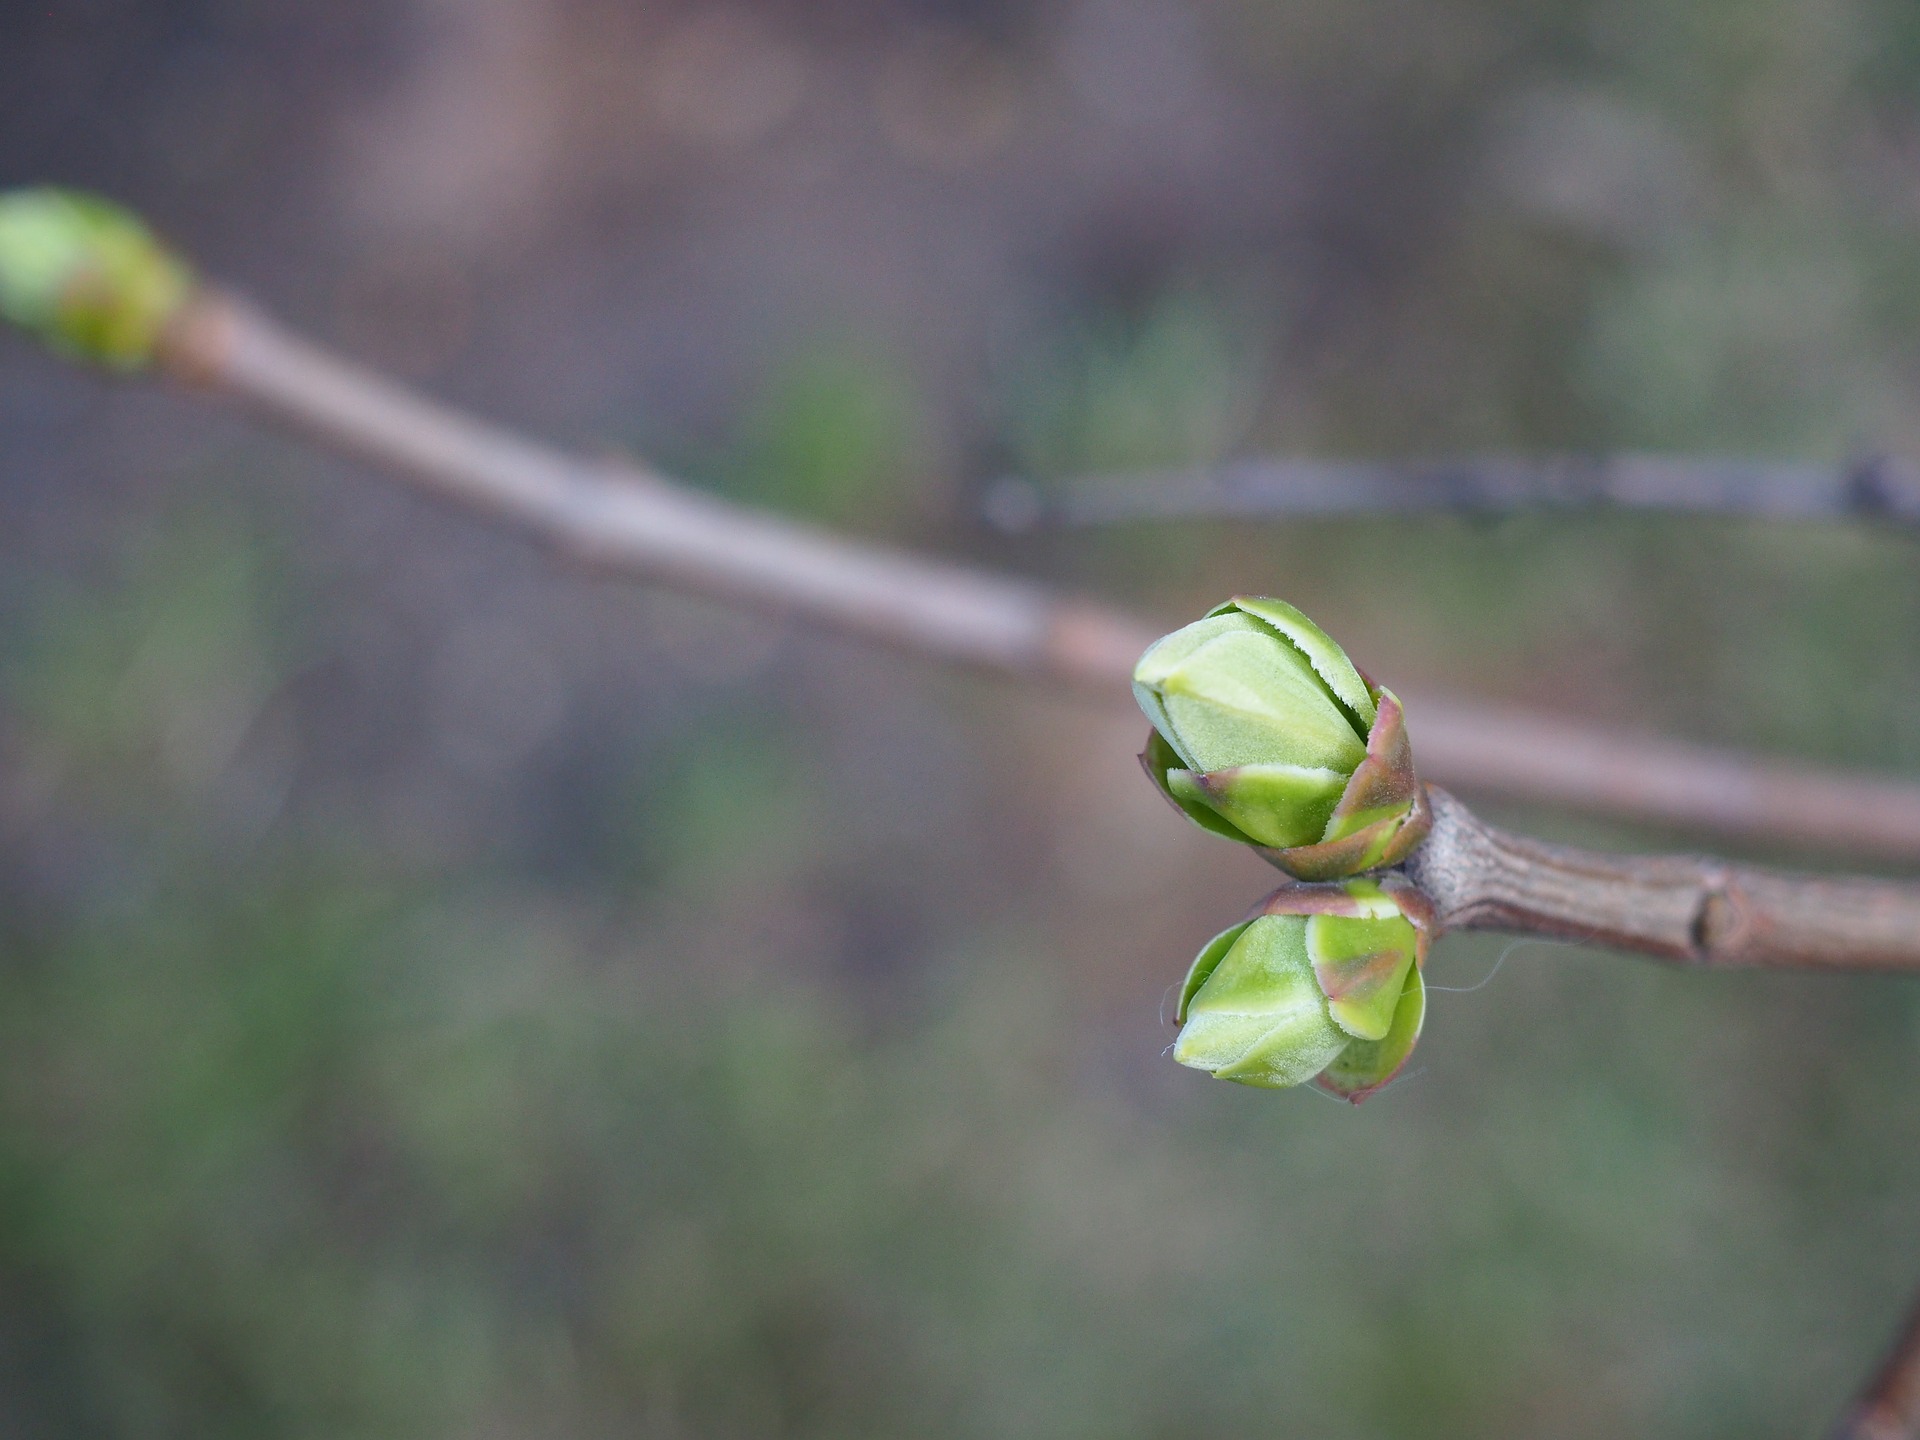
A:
[[1134, 596, 1429, 879], [1174, 877, 1431, 1102], [0, 188, 192, 369]]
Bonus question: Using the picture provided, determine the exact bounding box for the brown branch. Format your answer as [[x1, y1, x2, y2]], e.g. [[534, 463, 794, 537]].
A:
[[159, 294, 1150, 688], [1834, 1287, 1920, 1440], [982, 453, 1920, 531], [149, 289, 1920, 860], [1402, 709, 1920, 862], [1403, 787, 1920, 970]]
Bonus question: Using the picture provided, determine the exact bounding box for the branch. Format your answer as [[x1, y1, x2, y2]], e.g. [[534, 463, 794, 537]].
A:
[[126, 291, 1920, 861], [1404, 787, 1920, 971], [1834, 1287, 1920, 1440], [982, 454, 1920, 531]]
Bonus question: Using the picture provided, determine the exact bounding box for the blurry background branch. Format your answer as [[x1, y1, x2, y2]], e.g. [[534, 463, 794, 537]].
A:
[[148, 290, 1920, 863], [980, 454, 1920, 533]]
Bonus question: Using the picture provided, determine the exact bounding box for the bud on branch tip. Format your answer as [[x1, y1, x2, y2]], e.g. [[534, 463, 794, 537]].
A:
[[1133, 596, 1430, 881], [0, 188, 191, 370]]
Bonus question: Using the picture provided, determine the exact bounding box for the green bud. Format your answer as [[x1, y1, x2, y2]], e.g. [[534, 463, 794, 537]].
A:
[[1174, 877, 1432, 1102], [1134, 596, 1430, 879], [0, 188, 192, 370]]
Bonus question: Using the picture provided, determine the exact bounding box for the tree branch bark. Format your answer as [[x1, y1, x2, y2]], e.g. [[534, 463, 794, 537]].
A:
[[1403, 787, 1920, 970], [151, 290, 1920, 861], [1834, 1287, 1920, 1440]]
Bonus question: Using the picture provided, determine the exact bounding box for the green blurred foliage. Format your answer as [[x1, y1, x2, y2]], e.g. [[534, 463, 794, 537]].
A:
[[0, 500, 1916, 1438], [725, 341, 926, 531], [1005, 289, 1269, 479]]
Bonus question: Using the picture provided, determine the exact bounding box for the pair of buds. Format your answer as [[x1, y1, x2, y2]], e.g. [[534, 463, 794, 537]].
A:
[[1135, 598, 1434, 1101]]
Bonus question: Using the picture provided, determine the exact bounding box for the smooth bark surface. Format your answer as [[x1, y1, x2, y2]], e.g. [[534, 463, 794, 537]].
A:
[[157, 290, 1920, 860]]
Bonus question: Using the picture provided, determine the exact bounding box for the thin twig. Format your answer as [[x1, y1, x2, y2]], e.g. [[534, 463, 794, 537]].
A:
[[161, 295, 1149, 686], [150, 290, 1920, 860], [1834, 1287, 1920, 1440], [981, 454, 1920, 531], [1404, 787, 1920, 970]]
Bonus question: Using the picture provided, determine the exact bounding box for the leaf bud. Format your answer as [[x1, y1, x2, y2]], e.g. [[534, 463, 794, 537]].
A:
[[1174, 877, 1432, 1102], [0, 188, 192, 370], [1134, 595, 1429, 879]]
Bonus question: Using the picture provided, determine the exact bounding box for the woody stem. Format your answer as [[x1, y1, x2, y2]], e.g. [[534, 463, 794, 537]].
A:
[[1403, 787, 1920, 971]]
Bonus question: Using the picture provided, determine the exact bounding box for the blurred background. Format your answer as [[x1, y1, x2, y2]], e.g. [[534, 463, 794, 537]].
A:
[[5, 1, 1920, 1435]]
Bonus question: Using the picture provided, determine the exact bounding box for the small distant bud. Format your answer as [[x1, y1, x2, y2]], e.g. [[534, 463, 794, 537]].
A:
[[1133, 596, 1429, 879], [0, 188, 192, 370], [1174, 877, 1431, 1102]]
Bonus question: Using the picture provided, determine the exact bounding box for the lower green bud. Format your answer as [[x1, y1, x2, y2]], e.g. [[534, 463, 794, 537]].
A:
[[0, 188, 192, 370], [1174, 877, 1431, 1103]]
